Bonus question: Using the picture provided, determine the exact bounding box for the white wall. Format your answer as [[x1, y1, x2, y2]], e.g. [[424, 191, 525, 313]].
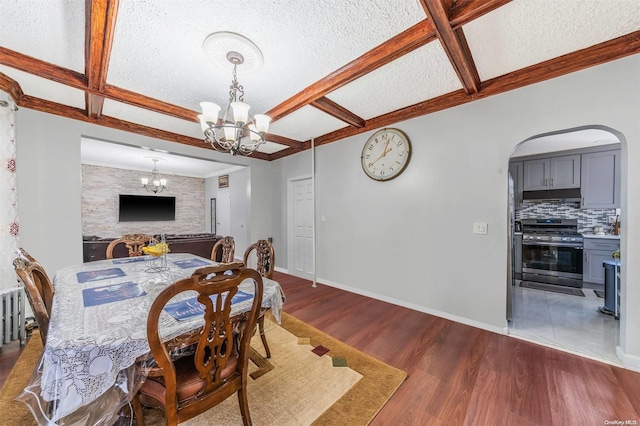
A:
[[204, 167, 252, 258], [276, 55, 640, 370], [14, 111, 278, 274]]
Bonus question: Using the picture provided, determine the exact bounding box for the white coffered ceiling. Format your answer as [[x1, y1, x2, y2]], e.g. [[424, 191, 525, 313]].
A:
[[1, 0, 639, 167]]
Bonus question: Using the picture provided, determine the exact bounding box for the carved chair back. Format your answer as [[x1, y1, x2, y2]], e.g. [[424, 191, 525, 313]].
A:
[[210, 236, 235, 263], [105, 234, 158, 259], [242, 239, 275, 279], [12, 248, 55, 345], [136, 263, 263, 425]]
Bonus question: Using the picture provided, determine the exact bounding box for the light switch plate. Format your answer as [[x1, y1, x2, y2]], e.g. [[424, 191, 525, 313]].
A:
[[473, 223, 488, 235]]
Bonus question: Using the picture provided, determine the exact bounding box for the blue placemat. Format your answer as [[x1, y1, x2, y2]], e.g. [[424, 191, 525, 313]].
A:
[[172, 258, 211, 269], [77, 268, 126, 283], [112, 257, 148, 264], [164, 291, 253, 321], [82, 282, 146, 307]]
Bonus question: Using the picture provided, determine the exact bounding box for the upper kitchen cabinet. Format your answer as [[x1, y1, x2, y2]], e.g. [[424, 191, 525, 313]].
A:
[[581, 150, 621, 209], [509, 161, 524, 209], [523, 155, 581, 190]]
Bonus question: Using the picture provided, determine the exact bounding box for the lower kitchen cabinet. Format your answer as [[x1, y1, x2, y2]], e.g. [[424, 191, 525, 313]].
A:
[[583, 238, 620, 285]]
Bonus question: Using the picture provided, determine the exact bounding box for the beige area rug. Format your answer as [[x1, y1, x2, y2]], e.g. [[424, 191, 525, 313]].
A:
[[0, 314, 406, 426]]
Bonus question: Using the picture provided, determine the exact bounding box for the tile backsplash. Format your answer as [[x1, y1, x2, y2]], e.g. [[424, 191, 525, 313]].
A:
[[516, 202, 617, 233]]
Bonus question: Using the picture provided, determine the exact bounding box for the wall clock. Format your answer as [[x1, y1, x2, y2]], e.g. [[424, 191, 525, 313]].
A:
[[361, 128, 411, 181]]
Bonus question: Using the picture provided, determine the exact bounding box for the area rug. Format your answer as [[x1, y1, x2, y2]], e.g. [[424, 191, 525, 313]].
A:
[[520, 281, 585, 297], [0, 330, 43, 424], [594, 289, 604, 298], [0, 314, 406, 426]]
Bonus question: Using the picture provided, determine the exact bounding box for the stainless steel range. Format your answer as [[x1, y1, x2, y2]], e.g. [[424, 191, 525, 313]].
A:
[[521, 218, 583, 288]]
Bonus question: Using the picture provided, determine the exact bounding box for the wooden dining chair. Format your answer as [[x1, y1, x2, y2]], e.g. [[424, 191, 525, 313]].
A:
[[105, 234, 158, 259], [210, 236, 235, 263], [242, 239, 274, 358], [12, 248, 55, 345], [133, 263, 263, 426]]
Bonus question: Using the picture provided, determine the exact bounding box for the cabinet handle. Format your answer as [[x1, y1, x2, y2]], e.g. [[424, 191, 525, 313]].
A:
[[550, 178, 554, 187], [545, 178, 548, 187]]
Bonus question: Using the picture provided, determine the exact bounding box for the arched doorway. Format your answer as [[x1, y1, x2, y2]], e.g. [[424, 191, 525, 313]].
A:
[[507, 125, 625, 366]]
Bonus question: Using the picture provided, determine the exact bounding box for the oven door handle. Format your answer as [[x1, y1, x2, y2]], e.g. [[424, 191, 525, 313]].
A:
[[522, 241, 583, 248]]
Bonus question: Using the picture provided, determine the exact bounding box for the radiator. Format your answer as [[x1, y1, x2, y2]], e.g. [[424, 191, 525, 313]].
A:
[[0, 287, 26, 347]]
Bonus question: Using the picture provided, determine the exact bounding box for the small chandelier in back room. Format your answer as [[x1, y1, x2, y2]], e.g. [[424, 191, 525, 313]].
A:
[[198, 32, 271, 156], [141, 158, 167, 194]]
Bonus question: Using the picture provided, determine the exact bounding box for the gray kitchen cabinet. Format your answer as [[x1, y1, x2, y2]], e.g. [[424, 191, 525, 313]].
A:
[[509, 161, 523, 209], [523, 154, 581, 190], [581, 150, 621, 209], [583, 238, 620, 285]]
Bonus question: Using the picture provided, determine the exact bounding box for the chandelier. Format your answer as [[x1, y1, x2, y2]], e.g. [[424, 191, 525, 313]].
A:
[[140, 159, 167, 194], [198, 51, 271, 156]]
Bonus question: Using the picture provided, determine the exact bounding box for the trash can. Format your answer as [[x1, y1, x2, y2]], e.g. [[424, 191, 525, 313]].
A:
[[598, 260, 620, 317]]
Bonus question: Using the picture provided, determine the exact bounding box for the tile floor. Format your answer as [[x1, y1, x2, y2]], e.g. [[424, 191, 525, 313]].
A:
[[508, 281, 621, 366]]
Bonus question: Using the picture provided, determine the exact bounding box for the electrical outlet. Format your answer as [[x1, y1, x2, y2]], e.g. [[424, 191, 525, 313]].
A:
[[473, 223, 488, 235], [608, 216, 617, 225]]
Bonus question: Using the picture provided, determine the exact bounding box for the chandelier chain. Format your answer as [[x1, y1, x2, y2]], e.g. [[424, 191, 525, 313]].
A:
[[229, 64, 244, 103]]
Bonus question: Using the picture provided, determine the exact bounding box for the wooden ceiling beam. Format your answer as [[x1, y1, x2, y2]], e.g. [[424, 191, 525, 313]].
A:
[[0, 47, 88, 89], [263, 133, 307, 150], [449, 0, 513, 29], [479, 30, 640, 97], [267, 20, 437, 121], [85, 0, 120, 119], [0, 72, 24, 103], [419, 0, 480, 94], [103, 84, 198, 121], [0, 51, 299, 154], [310, 97, 365, 128], [313, 31, 640, 148], [267, 147, 307, 161], [18, 94, 271, 160]]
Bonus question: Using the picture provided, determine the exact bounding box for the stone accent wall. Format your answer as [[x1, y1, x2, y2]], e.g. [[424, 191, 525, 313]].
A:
[[82, 164, 205, 238], [516, 201, 617, 233]]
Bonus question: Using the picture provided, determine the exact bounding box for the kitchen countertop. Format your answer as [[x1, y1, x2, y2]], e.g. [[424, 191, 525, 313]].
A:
[[582, 233, 620, 239]]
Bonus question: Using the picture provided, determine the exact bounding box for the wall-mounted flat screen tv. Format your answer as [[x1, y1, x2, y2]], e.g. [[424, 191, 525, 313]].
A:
[[118, 194, 176, 222]]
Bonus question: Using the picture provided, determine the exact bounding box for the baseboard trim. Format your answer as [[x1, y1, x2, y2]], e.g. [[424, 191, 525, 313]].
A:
[[315, 276, 507, 336], [617, 346, 640, 372]]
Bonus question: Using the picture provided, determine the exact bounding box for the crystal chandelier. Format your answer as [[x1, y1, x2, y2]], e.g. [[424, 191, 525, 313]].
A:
[[140, 159, 167, 194], [198, 51, 271, 156]]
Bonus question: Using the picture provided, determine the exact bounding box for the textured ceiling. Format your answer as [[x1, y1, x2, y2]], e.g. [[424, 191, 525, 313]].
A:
[[1, 0, 639, 168]]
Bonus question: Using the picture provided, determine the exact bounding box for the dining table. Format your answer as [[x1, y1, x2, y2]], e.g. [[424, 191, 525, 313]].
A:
[[19, 252, 284, 425]]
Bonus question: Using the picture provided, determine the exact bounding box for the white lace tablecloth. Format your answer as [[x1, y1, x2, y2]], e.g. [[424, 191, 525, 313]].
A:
[[37, 253, 284, 422]]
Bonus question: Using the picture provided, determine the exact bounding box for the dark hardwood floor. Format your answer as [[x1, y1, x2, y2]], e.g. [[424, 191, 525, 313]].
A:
[[0, 338, 27, 389], [2, 271, 639, 425], [273, 271, 640, 425]]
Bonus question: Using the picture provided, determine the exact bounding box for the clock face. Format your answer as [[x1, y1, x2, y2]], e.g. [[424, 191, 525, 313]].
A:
[[361, 128, 411, 181]]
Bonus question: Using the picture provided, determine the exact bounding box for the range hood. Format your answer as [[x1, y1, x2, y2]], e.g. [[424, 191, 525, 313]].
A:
[[522, 188, 582, 203]]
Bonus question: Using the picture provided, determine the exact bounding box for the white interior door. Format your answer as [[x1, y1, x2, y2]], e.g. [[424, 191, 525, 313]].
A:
[[290, 177, 314, 279], [216, 188, 231, 236]]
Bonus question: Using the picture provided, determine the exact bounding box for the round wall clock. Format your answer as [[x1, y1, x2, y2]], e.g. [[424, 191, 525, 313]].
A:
[[360, 128, 411, 181]]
